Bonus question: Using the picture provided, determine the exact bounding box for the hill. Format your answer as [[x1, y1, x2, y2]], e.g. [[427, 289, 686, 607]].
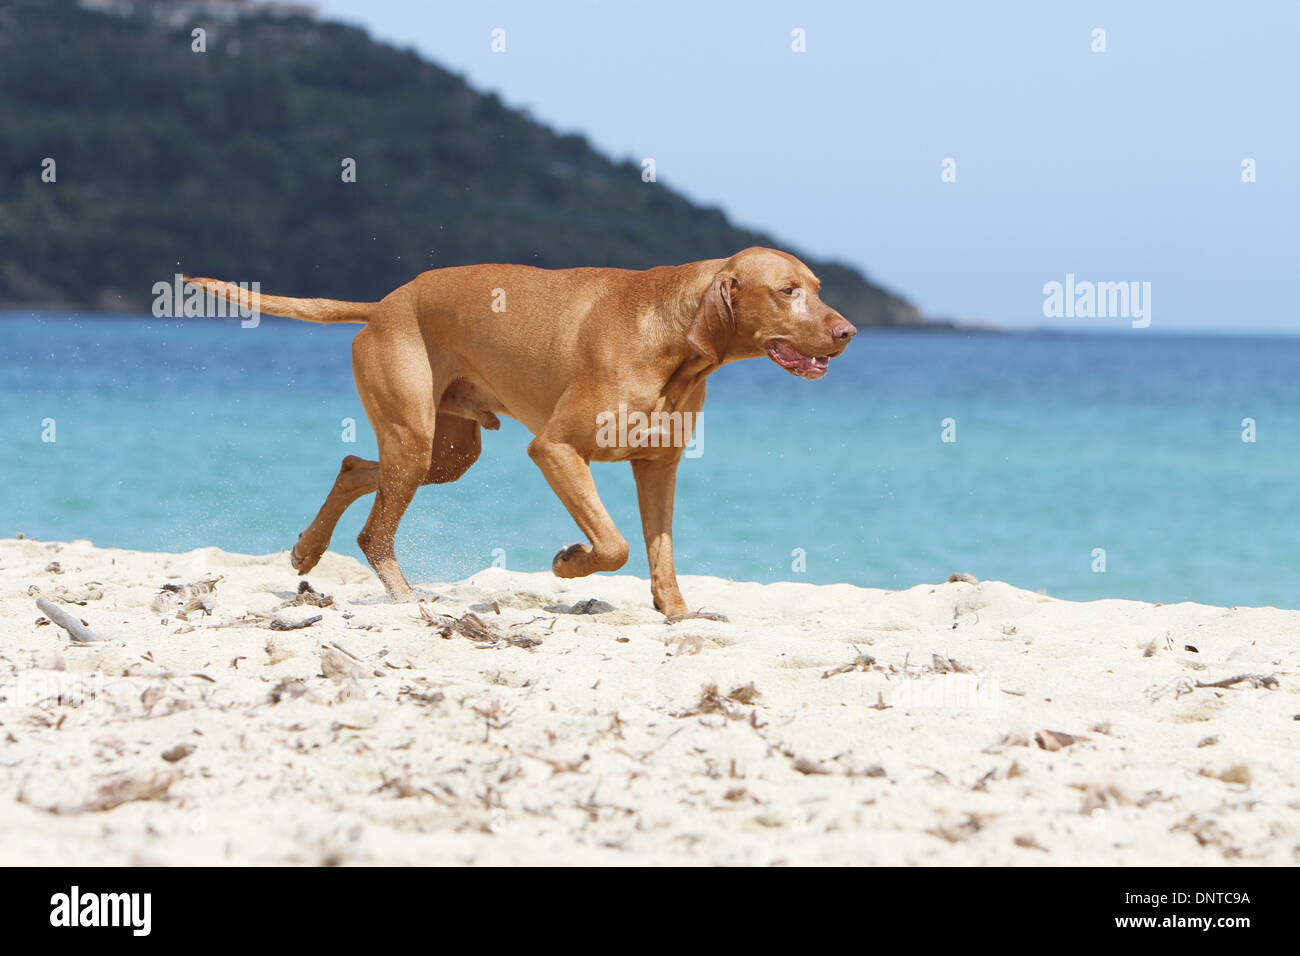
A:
[[0, 0, 928, 325]]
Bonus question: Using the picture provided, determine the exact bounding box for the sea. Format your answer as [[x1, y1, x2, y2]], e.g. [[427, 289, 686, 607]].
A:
[[2, 313, 1297, 610]]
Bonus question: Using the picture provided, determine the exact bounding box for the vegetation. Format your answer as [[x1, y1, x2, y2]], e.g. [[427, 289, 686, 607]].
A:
[[0, 0, 925, 324]]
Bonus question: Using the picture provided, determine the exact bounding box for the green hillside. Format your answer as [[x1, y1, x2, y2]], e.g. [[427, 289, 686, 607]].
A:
[[0, 0, 928, 325]]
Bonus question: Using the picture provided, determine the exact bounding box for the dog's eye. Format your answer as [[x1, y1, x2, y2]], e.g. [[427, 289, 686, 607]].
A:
[[779, 286, 798, 296]]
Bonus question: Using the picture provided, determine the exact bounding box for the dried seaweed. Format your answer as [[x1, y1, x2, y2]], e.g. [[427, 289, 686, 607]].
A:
[[417, 607, 542, 649], [674, 683, 761, 719], [822, 647, 876, 679], [277, 580, 334, 609], [1035, 729, 1085, 751], [25, 770, 177, 815], [151, 576, 221, 619]]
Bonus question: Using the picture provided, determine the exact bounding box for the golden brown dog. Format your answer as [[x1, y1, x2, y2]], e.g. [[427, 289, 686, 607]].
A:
[[185, 247, 855, 619]]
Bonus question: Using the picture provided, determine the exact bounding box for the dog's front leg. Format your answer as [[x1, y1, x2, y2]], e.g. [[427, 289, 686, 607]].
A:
[[631, 457, 729, 623], [527, 437, 630, 577], [631, 458, 687, 616]]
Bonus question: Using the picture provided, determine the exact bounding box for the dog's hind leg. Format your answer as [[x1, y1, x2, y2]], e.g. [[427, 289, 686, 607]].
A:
[[289, 415, 480, 578], [425, 413, 482, 484], [351, 324, 439, 602]]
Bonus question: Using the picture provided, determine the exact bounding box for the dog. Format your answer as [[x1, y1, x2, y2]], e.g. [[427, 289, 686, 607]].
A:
[[184, 246, 855, 620]]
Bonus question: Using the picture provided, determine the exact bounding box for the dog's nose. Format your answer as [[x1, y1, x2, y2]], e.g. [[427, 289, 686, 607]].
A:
[[830, 320, 856, 344]]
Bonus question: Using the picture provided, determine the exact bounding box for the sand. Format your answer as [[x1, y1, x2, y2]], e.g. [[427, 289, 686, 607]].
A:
[[0, 536, 1295, 866]]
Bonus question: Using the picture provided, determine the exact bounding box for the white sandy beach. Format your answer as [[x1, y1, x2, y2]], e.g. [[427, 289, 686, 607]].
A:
[[0, 536, 1295, 866]]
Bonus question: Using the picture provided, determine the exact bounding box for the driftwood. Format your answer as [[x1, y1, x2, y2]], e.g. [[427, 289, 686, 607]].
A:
[[268, 614, 323, 631], [36, 597, 106, 643]]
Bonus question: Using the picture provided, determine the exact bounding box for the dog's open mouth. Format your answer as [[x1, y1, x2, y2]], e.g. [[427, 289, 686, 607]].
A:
[[766, 340, 833, 379]]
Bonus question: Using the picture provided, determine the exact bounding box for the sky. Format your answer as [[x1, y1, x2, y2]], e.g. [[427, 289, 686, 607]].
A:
[[310, 0, 1298, 334]]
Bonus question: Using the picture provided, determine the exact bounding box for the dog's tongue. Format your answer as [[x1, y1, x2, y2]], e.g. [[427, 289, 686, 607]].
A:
[[767, 341, 828, 377]]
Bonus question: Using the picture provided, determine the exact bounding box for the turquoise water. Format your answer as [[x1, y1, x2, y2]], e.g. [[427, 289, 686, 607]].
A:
[[2, 313, 1297, 609]]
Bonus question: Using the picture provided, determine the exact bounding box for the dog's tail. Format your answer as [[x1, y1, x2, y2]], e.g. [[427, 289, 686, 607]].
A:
[[181, 276, 374, 325]]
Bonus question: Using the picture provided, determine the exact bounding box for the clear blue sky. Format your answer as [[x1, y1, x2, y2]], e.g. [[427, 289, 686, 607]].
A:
[[311, 0, 1297, 333]]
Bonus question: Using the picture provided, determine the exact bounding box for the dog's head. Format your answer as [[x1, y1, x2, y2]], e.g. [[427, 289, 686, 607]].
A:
[[686, 247, 856, 379]]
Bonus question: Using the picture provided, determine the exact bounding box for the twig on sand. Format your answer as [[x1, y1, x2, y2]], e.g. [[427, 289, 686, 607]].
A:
[[1195, 673, 1278, 691], [1151, 671, 1282, 701], [469, 700, 514, 742], [35, 597, 106, 643], [207, 611, 326, 632], [207, 612, 269, 630], [822, 646, 876, 679], [616, 726, 685, 764]]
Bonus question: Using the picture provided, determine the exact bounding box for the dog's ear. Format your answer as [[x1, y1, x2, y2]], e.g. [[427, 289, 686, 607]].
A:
[[687, 274, 737, 364]]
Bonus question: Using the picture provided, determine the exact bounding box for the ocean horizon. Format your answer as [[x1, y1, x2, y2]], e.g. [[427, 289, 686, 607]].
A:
[[3, 311, 1297, 610]]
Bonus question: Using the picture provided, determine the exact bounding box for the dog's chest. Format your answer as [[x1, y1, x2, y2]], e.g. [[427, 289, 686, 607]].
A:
[[591, 364, 709, 462]]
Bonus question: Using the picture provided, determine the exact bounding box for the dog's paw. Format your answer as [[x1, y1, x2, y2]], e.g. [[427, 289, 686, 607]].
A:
[[289, 537, 323, 575], [551, 542, 590, 578]]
